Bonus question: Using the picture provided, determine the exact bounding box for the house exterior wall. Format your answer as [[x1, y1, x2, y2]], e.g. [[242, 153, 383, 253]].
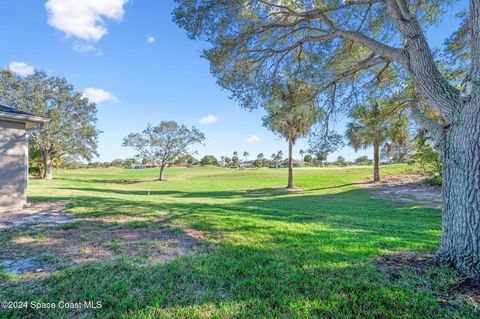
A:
[[0, 120, 27, 213]]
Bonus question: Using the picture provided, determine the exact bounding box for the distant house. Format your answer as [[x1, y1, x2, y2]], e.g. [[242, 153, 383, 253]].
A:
[[269, 159, 304, 168], [127, 163, 159, 169], [128, 164, 145, 169], [239, 161, 254, 169], [0, 105, 49, 213], [269, 162, 285, 168], [292, 159, 305, 167]]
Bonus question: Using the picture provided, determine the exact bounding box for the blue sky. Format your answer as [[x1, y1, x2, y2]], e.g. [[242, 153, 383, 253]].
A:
[[0, 0, 467, 162]]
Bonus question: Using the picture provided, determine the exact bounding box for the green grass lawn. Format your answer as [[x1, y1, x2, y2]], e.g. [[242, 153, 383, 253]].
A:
[[0, 165, 477, 318]]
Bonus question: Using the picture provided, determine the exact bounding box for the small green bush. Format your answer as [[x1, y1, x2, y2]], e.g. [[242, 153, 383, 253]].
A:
[[416, 143, 442, 176], [424, 175, 442, 187]]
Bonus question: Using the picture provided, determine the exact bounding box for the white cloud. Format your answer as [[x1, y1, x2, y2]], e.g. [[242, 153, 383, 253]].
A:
[[196, 115, 218, 125], [45, 0, 129, 42], [146, 35, 155, 44], [8, 61, 35, 76], [82, 88, 119, 104], [245, 135, 261, 143], [73, 43, 99, 53], [73, 43, 103, 55]]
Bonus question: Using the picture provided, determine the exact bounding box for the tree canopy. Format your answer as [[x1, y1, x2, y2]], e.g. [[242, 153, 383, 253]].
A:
[[262, 80, 320, 144], [0, 69, 99, 179], [200, 155, 219, 166], [122, 121, 205, 181], [174, 1, 457, 120], [262, 79, 320, 187], [174, 0, 480, 277], [346, 100, 409, 181]]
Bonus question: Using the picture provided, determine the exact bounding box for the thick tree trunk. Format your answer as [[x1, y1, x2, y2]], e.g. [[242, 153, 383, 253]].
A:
[[42, 151, 53, 180], [287, 139, 293, 188], [433, 103, 480, 279], [325, 0, 480, 278], [373, 142, 380, 183], [159, 165, 166, 181]]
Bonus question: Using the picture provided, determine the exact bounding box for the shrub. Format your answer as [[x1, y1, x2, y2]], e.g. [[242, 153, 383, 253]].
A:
[[336, 156, 347, 166], [200, 155, 219, 166], [416, 143, 442, 176], [355, 156, 372, 166], [424, 175, 442, 187]]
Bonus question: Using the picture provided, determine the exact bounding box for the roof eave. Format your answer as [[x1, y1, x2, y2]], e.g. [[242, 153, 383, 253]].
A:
[[0, 111, 50, 128]]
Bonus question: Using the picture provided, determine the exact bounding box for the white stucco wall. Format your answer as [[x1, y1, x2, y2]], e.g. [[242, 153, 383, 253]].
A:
[[0, 120, 27, 212]]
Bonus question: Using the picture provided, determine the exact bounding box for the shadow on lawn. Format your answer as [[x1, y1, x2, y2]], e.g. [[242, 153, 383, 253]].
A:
[[30, 186, 442, 252], [56, 186, 299, 198], [57, 181, 375, 198], [3, 189, 471, 318], [0, 221, 467, 319], [55, 177, 147, 185]]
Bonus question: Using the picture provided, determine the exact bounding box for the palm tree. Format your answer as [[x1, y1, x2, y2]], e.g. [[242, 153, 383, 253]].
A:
[[263, 80, 319, 188], [243, 151, 249, 161], [232, 151, 239, 166], [346, 101, 408, 182], [316, 151, 328, 167], [255, 153, 265, 168], [277, 150, 283, 161], [299, 149, 305, 160]]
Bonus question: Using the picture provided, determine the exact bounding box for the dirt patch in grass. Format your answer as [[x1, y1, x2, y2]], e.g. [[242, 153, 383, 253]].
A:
[[375, 251, 480, 313], [272, 185, 305, 192], [375, 250, 433, 272], [0, 201, 77, 230], [452, 278, 480, 305], [361, 174, 442, 209], [0, 218, 205, 276], [374, 251, 434, 282]]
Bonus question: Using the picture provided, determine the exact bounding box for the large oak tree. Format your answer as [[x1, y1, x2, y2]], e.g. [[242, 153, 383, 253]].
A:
[[174, 0, 480, 278], [0, 70, 99, 180]]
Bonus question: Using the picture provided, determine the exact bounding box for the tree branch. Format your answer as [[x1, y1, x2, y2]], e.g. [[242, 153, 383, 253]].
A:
[[307, 9, 405, 62], [384, 0, 459, 121], [314, 55, 388, 95], [410, 101, 445, 150]]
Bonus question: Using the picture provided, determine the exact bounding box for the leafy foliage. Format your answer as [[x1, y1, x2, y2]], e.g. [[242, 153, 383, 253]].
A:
[[416, 143, 443, 176], [0, 69, 99, 179], [262, 79, 320, 144], [175, 154, 198, 166], [308, 124, 344, 162], [200, 155, 219, 166], [336, 156, 347, 167], [122, 121, 205, 180], [355, 156, 373, 166], [173, 0, 454, 116], [346, 101, 409, 153]]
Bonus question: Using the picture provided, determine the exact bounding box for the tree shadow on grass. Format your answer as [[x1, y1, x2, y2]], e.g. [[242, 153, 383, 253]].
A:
[[0, 225, 468, 319], [54, 177, 147, 185], [56, 186, 297, 199], [29, 187, 442, 254], [2, 189, 471, 318]]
